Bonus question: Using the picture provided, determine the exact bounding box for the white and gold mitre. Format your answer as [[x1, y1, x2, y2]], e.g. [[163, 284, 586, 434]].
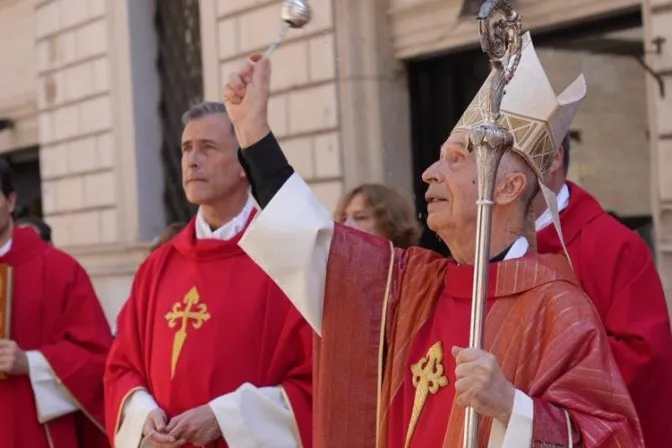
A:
[[453, 32, 587, 178]]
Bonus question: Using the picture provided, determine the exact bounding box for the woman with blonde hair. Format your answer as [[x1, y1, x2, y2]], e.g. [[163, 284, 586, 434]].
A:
[[334, 183, 421, 248]]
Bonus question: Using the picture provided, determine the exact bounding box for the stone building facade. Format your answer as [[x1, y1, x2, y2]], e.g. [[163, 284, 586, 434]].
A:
[[0, 0, 671, 324]]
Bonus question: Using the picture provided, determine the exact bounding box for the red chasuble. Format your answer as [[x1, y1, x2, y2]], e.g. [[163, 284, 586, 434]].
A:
[[0, 226, 112, 448], [537, 181, 672, 447], [105, 217, 312, 448], [315, 225, 643, 448]]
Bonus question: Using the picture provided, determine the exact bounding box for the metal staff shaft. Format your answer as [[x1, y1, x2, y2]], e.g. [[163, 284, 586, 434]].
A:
[[463, 136, 507, 448], [461, 2, 523, 446]]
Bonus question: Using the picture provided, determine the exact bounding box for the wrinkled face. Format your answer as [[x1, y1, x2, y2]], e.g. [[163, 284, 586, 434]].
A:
[[0, 192, 16, 237], [181, 114, 245, 206], [421, 131, 478, 237], [343, 193, 380, 237]]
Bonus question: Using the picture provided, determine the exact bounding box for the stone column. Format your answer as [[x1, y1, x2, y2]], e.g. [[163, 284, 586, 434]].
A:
[[642, 0, 672, 315], [333, 0, 413, 194], [35, 0, 164, 324]]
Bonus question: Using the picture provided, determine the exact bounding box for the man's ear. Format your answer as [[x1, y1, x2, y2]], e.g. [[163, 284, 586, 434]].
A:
[[7, 192, 16, 215], [548, 146, 564, 174], [494, 171, 526, 206]]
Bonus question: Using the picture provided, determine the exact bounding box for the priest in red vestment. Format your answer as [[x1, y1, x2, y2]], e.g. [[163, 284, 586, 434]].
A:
[[223, 32, 644, 448], [104, 101, 312, 448], [0, 159, 113, 448], [534, 135, 672, 447]]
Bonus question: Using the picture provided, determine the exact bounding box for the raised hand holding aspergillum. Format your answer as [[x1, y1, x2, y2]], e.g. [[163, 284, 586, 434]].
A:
[[223, 54, 272, 148]]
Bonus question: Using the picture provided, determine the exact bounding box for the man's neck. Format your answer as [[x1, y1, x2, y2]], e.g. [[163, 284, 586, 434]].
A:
[[447, 229, 520, 265], [200, 190, 249, 230], [0, 222, 13, 251]]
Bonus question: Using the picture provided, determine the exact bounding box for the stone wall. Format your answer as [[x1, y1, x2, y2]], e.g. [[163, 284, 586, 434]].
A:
[[202, 0, 344, 212]]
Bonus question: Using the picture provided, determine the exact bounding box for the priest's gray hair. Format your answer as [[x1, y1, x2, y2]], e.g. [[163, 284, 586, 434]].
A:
[[497, 151, 538, 212], [181, 101, 230, 127]]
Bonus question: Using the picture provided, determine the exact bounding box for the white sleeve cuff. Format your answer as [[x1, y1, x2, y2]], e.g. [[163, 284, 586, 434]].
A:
[[239, 172, 333, 336], [487, 389, 534, 448], [115, 390, 158, 448], [209, 383, 299, 448], [26, 350, 78, 423]]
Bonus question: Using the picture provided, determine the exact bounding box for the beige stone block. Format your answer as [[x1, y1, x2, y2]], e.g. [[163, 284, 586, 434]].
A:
[[53, 104, 80, 141], [48, 214, 73, 247], [75, 19, 107, 60], [56, 176, 85, 211], [218, 17, 238, 59], [39, 71, 65, 109], [36, 1, 59, 38], [216, 0, 261, 18], [305, 0, 333, 33], [64, 62, 93, 101], [282, 136, 314, 178], [91, 57, 109, 93], [39, 144, 68, 178], [57, 30, 76, 67], [83, 171, 115, 207], [310, 180, 342, 214], [67, 136, 98, 173], [89, 0, 106, 19], [651, 10, 672, 71], [308, 33, 336, 82], [36, 40, 50, 73], [60, 0, 88, 30], [238, 4, 280, 53], [69, 210, 100, 245], [658, 138, 672, 201], [96, 132, 114, 168], [39, 111, 55, 144], [270, 40, 309, 92], [41, 180, 58, 214], [656, 78, 672, 135], [79, 95, 111, 134], [288, 83, 339, 133], [99, 208, 118, 243], [313, 132, 341, 178], [268, 94, 288, 138]]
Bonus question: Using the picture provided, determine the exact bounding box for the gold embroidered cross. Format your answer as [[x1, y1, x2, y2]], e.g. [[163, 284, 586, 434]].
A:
[[165, 286, 211, 379], [404, 341, 449, 448]]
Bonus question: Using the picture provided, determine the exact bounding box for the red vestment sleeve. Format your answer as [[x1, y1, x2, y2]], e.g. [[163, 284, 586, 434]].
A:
[[600, 236, 672, 446], [275, 305, 313, 448], [103, 261, 152, 444], [37, 251, 113, 443], [527, 289, 644, 447]]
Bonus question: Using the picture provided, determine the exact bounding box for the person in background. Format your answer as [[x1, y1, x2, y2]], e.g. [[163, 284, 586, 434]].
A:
[[334, 184, 421, 248], [534, 135, 672, 447], [149, 222, 187, 252], [16, 215, 52, 243], [0, 158, 112, 448], [105, 101, 312, 448]]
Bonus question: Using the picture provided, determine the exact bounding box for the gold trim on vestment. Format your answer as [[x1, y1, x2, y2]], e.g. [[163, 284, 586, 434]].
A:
[[375, 241, 396, 448], [41, 354, 106, 434], [44, 424, 56, 448], [0, 264, 13, 381], [564, 409, 573, 448], [114, 386, 145, 436], [278, 385, 304, 448]]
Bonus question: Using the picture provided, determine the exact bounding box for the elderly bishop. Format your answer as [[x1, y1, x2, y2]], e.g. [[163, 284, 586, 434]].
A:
[[223, 29, 643, 448], [104, 102, 312, 448]]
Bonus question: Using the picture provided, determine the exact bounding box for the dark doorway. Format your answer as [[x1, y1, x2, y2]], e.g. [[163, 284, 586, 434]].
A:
[[406, 7, 642, 256], [155, 0, 204, 224], [407, 50, 491, 255], [6, 147, 42, 218]]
